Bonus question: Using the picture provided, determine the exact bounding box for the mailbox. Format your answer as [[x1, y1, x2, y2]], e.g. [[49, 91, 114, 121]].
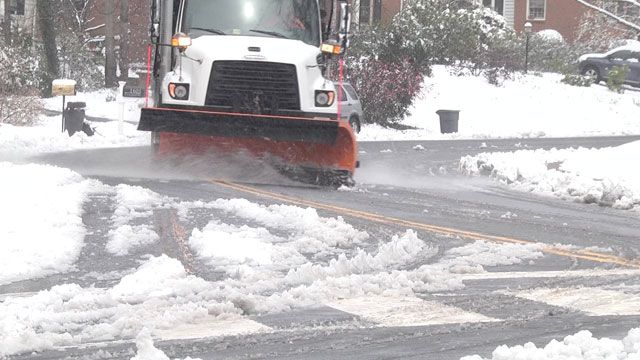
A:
[[52, 79, 77, 96]]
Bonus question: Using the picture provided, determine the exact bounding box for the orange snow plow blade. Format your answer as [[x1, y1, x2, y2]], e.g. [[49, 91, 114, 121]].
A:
[[138, 107, 357, 185]]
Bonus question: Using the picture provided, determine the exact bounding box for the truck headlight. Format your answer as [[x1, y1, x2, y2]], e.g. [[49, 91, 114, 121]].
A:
[[168, 83, 190, 100], [315, 90, 335, 107]]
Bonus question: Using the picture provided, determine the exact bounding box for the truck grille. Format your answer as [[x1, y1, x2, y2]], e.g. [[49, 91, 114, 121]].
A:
[[205, 61, 300, 112]]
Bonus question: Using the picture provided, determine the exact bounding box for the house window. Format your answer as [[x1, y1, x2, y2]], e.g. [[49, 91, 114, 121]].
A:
[[527, 0, 545, 20], [9, 0, 25, 16]]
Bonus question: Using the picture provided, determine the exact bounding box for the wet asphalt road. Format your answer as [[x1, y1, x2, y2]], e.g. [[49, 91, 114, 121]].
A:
[[4, 135, 640, 359]]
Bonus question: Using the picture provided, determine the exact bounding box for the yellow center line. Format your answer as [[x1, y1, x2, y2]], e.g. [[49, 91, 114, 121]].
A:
[[210, 179, 640, 269]]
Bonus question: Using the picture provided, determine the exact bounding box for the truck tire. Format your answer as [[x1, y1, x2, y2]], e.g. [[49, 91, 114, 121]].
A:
[[349, 115, 361, 133]]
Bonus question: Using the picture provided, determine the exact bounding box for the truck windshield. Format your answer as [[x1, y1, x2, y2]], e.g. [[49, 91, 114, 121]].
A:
[[182, 0, 320, 47]]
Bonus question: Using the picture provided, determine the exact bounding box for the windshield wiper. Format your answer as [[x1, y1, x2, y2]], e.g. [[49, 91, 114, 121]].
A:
[[189, 27, 225, 35], [249, 29, 289, 39]]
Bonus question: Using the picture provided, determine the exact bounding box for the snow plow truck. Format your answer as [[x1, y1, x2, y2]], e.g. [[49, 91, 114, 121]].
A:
[[138, 0, 357, 186]]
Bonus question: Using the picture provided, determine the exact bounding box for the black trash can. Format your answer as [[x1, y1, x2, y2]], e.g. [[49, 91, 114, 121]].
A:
[[436, 110, 460, 134], [63, 102, 87, 136]]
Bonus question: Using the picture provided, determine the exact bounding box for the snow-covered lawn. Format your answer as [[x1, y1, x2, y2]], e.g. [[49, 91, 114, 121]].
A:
[[463, 328, 640, 360], [358, 65, 640, 141], [460, 140, 640, 211], [0, 115, 148, 158], [0, 87, 148, 160], [41, 87, 143, 123]]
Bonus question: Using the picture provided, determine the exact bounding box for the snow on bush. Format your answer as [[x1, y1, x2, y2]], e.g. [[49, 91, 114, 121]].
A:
[[345, 0, 512, 125], [462, 328, 640, 360], [348, 58, 423, 126], [460, 141, 640, 210], [381, 0, 510, 69], [536, 29, 564, 43], [0, 38, 43, 125], [0, 95, 41, 126], [0, 40, 42, 93], [56, 32, 104, 92]]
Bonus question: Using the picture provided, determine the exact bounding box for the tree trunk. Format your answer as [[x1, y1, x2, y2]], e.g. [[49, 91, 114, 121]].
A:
[[36, 0, 60, 97], [104, 0, 118, 87], [118, 0, 130, 80], [3, 0, 11, 44]]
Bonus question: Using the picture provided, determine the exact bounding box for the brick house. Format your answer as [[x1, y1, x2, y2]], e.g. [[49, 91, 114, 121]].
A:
[[477, 0, 638, 42], [355, 0, 403, 26], [478, 0, 587, 40]]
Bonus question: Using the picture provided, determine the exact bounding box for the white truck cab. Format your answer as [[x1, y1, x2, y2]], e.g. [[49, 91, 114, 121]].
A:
[[161, 0, 343, 118]]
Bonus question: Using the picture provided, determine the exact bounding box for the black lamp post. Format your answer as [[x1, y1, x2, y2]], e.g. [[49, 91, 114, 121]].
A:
[[524, 22, 532, 73]]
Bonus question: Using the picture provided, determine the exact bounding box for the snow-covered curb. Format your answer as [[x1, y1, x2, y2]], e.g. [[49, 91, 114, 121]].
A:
[[460, 141, 640, 210]]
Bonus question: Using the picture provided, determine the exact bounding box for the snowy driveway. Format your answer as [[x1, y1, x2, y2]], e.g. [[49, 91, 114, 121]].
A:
[[2, 137, 640, 359]]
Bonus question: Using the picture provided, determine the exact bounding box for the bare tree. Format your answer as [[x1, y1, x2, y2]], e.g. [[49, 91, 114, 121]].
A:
[[64, 0, 94, 33], [575, 0, 640, 33], [104, 0, 117, 87]]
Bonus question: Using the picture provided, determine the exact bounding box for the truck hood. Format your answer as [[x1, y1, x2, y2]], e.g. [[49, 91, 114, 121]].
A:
[[186, 35, 320, 65]]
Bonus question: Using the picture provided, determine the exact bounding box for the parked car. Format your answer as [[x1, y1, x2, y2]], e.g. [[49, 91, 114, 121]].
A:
[[338, 82, 363, 133], [579, 45, 640, 87]]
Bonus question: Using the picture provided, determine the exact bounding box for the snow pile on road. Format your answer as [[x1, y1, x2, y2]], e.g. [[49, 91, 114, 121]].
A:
[[182, 196, 544, 312], [131, 328, 202, 360], [412, 241, 544, 292], [190, 221, 301, 267], [0, 162, 104, 285], [462, 328, 640, 360], [358, 65, 640, 141], [179, 198, 370, 255], [131, 329, 171, 360], [0, 189, 546, 356], [107, 225, 160, 256], [106, 184, 164, 256], [460, 140, 640, 210], [0, 255, 243, 356]]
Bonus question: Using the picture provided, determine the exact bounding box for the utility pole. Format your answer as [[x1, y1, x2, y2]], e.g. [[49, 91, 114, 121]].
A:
[[119, 0, 130, 80], [104, 0, 118, 87]]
